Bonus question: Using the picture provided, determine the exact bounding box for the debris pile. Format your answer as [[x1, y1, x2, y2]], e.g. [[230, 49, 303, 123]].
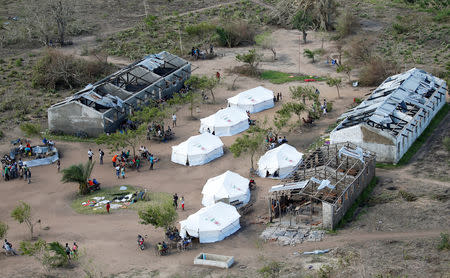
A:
[[260, 225, 325, 246]]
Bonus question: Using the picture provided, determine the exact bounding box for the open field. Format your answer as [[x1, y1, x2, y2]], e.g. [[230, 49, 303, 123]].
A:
[[0, 0, 449, 277]]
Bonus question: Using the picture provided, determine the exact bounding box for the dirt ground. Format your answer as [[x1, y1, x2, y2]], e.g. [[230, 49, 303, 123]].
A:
[[0, 24, 449, 278]]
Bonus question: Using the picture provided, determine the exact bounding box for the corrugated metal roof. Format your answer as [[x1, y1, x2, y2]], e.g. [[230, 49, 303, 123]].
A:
[[335, 68, 446, 136]]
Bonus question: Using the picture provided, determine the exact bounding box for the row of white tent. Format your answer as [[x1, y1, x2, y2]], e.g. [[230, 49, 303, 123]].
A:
[[171, 86, 275, 166], [172, 86, 303, 243]]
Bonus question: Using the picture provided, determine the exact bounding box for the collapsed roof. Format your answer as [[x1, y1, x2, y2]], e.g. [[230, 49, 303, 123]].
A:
[[52, 51, 189, 113], [271, 143, 376, 206], [335, 68, 447, 137]]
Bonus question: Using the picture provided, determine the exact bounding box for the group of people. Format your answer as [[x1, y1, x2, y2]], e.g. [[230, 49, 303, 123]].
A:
[[190, 44, 214, 60], [65, 242, 78, 260], [273, 92, 283, 103], [266, 133, 288, 150], [2, 158, 31, 183]]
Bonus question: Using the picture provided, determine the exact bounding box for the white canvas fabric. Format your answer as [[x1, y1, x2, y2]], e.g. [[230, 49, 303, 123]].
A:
[[201, 171, 250, 207], [257, 144, 303, 179], [199, 107, 249, 136], [179, 202, 241, 243], [171, 133, 224, 166], [227, 86, 274, 113]]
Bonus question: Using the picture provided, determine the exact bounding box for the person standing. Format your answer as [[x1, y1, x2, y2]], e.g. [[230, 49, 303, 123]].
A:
[[56, 160, 60, 172], [112, 154, 118, 167], [115, 165, 120, 179], [181, 196, 185, 211], [120, 166, 125, 179], [65, 243, 71, 260], [106, 202, 110, 213], [173, 193, 178, 209], [172, 114, 177, 127], [26, 168, 31, 184], [88, 149, 93, 162], [136, 157, 140, 172], [149, 155, 154, 170], [72, 242, 78, 257], [99, 149, 104, 165]]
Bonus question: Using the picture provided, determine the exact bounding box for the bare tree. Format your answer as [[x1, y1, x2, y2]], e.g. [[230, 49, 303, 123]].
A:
[[21, 0, 74, 46]]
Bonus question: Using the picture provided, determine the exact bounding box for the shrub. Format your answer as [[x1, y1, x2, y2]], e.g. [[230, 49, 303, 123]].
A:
[[326, 101, 333, 112], [138, 201, 177, 230], [216, 20, 256, 47], [399, 190, 417, 202], [258, 261, 282, 278], [347, 36, 373, 63], [438, 233, 450, 251], [32, 49, 115, 90], [336, 10, 359, 39], [359, 57, 399, 86]]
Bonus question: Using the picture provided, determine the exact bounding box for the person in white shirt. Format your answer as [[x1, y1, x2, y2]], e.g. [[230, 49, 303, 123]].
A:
[[172, 114, 177, 127], [88, 149, 93, 162], [3, 239, 17, 255]]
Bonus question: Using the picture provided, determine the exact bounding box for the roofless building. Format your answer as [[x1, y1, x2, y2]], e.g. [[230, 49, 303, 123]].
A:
[[330, 68, 447, 163], [48, 51, 190, 137]]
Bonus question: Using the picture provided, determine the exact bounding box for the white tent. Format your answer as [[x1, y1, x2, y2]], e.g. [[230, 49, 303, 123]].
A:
[[199, 107, 249, 137], [227, 86, 274, 113], [171, 133, 224, 166], [257, 144, 303, 179], [179, 202, 241, 243], [201, 171, 250, 207]]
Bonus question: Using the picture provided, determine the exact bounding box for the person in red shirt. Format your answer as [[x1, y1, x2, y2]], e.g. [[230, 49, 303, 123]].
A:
[[112, 155, 118, 167], [106, 202, 110, 213]]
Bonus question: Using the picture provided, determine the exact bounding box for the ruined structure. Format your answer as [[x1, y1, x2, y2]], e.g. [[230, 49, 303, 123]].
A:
[[268, 143, 376, 230], [331, 68, 447, 163], [48, 51, 191, 136]]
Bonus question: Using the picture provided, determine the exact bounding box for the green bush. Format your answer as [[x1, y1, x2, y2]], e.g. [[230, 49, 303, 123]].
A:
[[216, 20, 256, 47], [438, 233, 450, 250], [326, 101, 333, 112], [20, 123, 42, 137]]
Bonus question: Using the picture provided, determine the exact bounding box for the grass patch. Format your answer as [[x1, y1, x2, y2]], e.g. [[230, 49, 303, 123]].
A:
[[260, 70, 326, 84], [376, 103, 449, 168], [46, 132, 97, 143], [71, 185, 171, 215], [336, 176, 379, 229]]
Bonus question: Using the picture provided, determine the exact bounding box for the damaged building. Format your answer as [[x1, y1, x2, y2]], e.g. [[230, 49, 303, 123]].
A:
[[330, 68, 447, 163], [48, 51, 191, 137], [268, 143, 376, 230]]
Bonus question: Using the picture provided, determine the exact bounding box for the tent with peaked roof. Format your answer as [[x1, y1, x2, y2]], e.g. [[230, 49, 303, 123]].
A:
[[199, 107, 249, 136], [257, 144, 303, 179], [201, 171, 250, 207], [171, 133, 224, 166], [179, 202, 241, 243], [227, 86, 274, 113]]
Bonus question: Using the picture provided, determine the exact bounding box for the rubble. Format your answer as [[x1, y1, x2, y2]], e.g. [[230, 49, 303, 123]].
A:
[[260, 224, 325, 246]]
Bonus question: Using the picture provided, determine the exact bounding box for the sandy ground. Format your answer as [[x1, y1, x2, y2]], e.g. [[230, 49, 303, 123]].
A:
[[0, 28, 448, 277]]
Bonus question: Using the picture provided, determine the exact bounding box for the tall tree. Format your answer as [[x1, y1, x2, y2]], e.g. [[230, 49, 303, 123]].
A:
[[11, 201, 38, 239], [61, 161, 95, 195], [229, 126, 266, 170], [21, 0, 75, 46], [292, 10, 314, 44], [185, 75, 219, 104], [326, 77, 342, 98], [96, 125, 146, 157], [337, 64, 352, 82]]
